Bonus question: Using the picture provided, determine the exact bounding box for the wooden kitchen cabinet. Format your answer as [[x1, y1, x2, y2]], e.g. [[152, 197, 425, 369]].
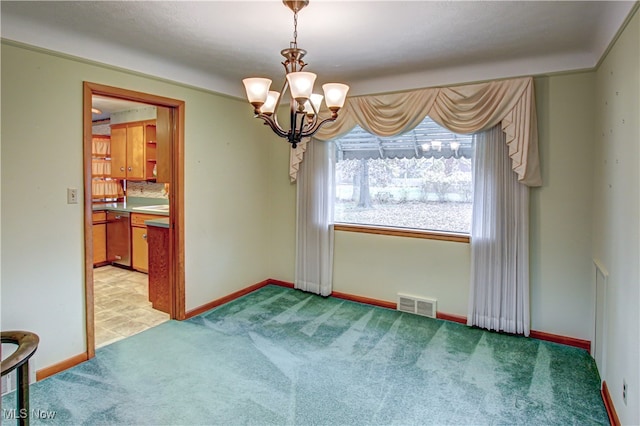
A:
[[131, 213, 164, 273], [147, 224, 171, 314], [92, 211, 107, 266], [110, 120, 156, 181], [144, 122, 157, 180], [155, 107, 171, 183], [132, 227, 149, 272]]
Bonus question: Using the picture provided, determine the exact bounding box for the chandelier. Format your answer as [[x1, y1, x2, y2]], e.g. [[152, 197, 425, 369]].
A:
[[242, 0, 349, 149]]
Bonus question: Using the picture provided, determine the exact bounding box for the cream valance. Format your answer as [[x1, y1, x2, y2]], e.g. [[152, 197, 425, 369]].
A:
[[290, 76, 541, 187]]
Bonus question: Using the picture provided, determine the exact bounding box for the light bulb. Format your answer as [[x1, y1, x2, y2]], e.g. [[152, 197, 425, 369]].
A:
[[242, 78, 271, 104], [304, 94, 324, 115], [322, 83, 349, 110], [286, 72, 316, 102], [261, 91, 280, 115]]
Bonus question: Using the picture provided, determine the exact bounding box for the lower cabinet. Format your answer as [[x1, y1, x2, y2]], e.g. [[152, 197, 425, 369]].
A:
[[132, 227, 149, 272], [92, 211, 107, 266], [147, 224, 171, 314], [131, 213, 165, 273]]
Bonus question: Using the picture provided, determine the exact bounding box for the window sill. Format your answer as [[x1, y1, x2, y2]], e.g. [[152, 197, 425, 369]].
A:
[[333, 223, 470, 243]]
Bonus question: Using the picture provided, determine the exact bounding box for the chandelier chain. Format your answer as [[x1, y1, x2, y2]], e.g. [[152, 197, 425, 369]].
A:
[[293, 10, 298, 45]]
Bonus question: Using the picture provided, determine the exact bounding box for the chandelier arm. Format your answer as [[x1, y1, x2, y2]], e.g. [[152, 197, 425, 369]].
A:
[[300, 115, 338, 138], [279, 77, 289, 100], [302, 97, 321, 132], [282, 60, 292, 76], [298, 110, 307, 135], [302, 112, 318, 133], [256, 114, 289, 139], [292, 110, 306, 144], [268, 78, 289, 132], [288, 100, 298, 144]]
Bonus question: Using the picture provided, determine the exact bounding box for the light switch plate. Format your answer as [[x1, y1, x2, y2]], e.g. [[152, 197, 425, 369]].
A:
[[67, 188, 78, 204]]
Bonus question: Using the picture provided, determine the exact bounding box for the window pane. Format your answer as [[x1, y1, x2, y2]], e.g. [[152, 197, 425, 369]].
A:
[[334, 117, 473, 234]]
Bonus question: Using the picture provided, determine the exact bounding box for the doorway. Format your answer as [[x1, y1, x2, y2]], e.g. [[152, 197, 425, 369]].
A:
[[83, 82, 185, 358]]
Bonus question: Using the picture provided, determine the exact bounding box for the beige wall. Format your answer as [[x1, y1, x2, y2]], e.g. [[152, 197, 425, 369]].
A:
[[334, 232, 470, 315], [0, 42, 274, 373], [266, 140, 297, 281], [593, 8, 640, 424], [530, 72, 597, 339]]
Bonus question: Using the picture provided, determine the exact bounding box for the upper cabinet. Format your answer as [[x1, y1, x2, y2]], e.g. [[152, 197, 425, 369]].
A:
[[155, 106, 171, 184], [144, 122, 157, 180], [111, 120, 156, 181]]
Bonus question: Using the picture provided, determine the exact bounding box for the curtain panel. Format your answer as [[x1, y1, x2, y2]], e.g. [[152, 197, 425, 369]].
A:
[[295, 138, 335, 297], [468, 126, 530, 336], [290, 76, 541, 187]]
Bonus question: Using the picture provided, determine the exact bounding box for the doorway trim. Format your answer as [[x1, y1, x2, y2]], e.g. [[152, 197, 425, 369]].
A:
[[83, 82, 185, 359]]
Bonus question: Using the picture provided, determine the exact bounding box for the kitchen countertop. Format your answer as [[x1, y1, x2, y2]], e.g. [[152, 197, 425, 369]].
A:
[[92, 198, 169, 217], [145, 217, 170, 228]]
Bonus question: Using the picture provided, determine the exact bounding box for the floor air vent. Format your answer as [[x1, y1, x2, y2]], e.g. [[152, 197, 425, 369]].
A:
[[397, 293, 437, 318]]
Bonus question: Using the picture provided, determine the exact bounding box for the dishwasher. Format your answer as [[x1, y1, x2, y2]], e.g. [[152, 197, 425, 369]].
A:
[[106, 211, 131, 267]]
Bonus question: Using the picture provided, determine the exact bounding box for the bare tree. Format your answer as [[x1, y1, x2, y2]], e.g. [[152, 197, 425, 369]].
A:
[[357, 158, 372, 208]]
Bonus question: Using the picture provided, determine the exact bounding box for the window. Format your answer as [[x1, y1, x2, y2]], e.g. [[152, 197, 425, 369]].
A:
[[333, 116, 473, 234]]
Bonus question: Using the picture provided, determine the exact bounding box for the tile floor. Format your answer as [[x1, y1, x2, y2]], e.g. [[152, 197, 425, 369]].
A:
[[94, 265, 170, 348]]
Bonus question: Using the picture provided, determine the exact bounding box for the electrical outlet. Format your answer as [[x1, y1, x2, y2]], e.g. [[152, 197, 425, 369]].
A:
[[67, 188, 78, 204], [623, 380, 627, 405]]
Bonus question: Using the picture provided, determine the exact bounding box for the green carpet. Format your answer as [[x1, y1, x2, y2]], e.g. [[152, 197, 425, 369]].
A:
[[2, 285, 607, 425]]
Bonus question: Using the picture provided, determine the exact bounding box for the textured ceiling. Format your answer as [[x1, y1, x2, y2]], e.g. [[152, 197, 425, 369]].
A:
[[1, 1, 637, 98]]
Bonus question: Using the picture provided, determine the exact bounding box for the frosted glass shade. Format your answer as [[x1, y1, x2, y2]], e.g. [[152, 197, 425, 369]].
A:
[[242, 78, 272, 104], [322, 83, 349, 109], [286, 72, 316, 101], [261, 91, 281, 115], [303, 94, 324, 115]]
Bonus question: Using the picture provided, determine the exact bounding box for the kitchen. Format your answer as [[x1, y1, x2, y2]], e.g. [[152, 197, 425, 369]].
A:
[[90, 95, 173, 347]]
